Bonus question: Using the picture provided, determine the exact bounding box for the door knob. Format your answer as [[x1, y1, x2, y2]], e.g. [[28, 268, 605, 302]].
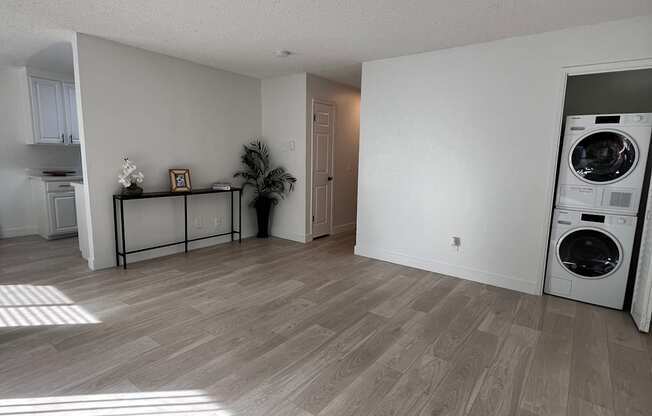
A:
[[328, 176, 333, 181]]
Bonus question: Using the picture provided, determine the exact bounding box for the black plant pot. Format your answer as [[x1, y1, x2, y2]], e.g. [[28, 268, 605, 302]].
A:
[[255, 197, 273, 238], [121, 184, 143, 195]]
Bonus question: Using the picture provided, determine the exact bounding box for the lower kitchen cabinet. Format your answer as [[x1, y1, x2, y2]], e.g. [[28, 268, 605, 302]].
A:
[[48, 192, 77, 234], [31, 178, 79, 239]]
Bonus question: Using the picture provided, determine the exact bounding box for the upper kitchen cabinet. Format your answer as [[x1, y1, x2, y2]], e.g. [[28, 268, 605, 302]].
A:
[[63, 82, 80, 144], [27, 71, 79, 145], [30, 76, 66, 144]]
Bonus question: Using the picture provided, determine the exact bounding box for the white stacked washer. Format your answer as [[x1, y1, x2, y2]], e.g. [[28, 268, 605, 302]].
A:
[[546, 113, 652, 309], [545, 209, 636, 309]]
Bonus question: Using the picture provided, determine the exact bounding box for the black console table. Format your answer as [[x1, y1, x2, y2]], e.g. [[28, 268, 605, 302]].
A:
[[112, 187, 242, 269]]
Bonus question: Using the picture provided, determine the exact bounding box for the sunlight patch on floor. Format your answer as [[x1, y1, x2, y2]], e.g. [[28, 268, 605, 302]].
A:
[[0, 390, 231, 415], [0, 284, 73, 306], [0, 285, 99, 327]]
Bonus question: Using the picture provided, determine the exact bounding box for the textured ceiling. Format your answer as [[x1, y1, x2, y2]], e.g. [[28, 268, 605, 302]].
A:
[[1, 0, 651, 87]]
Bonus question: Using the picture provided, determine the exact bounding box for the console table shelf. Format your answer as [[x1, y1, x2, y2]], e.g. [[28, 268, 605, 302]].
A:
[[112, 187, 242, 269]]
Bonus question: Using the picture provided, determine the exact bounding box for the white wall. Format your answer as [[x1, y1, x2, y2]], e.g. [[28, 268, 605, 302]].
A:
[[0, 66, 81, 238], [260, 73, 361, 241], [356, 15, 652, 294], [260, 74, 309, 242], [74, 34, 261, 270], [308, 74, 360, 234]]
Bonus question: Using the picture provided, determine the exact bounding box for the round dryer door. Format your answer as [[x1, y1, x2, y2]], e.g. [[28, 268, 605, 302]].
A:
[[570, 130, 638, 183], [556, 228, 622, 279]]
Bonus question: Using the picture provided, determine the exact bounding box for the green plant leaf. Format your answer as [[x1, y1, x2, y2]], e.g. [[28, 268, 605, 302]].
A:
[[233, 139, 297, 206]]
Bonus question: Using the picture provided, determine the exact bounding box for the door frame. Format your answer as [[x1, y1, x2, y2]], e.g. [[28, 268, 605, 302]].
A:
[[537, 57, 652, 297], [310, 98, 336, 239]]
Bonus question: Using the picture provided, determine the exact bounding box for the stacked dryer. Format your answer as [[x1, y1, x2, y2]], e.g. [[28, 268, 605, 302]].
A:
[[545, 113, 652, 309]]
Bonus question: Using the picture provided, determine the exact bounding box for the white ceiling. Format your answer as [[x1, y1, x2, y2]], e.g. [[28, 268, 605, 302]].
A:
[[1, 1, 651, 87], [25, 42, 74, 75]]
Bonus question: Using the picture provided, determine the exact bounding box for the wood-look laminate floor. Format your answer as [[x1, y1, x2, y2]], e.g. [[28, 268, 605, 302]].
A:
[[1, 233, 651, 416]]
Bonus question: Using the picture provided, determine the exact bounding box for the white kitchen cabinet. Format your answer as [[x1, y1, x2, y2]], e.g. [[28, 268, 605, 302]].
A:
[[28, 74, 79, 145], [63, 82, 80, 144], [30, 77, 66, 144], [48, 192, 78, 234], [31, 178, 79, 239]]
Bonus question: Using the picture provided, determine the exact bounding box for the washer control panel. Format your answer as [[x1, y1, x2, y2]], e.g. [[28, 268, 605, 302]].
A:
[[556, 209, 636, 227]]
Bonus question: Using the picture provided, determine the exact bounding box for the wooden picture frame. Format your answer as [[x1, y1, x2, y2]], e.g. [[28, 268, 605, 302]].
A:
[[169, 168, 192, 192]]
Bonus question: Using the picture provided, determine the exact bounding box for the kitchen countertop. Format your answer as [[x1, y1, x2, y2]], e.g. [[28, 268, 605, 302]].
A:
[[28, 175, 83, 182]]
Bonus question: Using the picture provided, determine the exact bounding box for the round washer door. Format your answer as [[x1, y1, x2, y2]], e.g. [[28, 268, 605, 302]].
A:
[[570, 130, 638, 184], [556, 228, 622, 279]]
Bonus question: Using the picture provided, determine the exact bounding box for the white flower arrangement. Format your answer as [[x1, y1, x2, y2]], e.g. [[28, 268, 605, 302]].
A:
[[118, 157, 144, 188]]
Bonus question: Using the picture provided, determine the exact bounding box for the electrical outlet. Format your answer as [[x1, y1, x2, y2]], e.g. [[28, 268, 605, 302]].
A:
[[213, 216, 224, 228], [450, 236, 461, 252]]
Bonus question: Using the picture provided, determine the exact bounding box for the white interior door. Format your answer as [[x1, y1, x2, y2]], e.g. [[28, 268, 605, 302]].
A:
[[31, 77, 65, 144], [312, 101, 334, 238], [632, 207, 652, 332]]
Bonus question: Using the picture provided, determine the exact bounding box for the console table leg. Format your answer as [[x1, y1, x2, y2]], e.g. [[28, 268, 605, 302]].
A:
[[113, 198, 119, 267], [184, 195, 188, 253], [120, 199, 127, 269], [230, 191, 234, 241]]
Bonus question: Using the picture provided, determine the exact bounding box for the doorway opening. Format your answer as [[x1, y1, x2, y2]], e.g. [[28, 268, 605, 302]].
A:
[[0, 41, 86, 262], [308, 74, 360, 240], [542, 60, 652, 331]]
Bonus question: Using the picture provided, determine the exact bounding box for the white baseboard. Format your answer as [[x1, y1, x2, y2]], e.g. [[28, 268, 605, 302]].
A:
[[0, 225, 37, 239], [91, 231, 257, 270], [333, 222, 356, 234], [271, 223, 354, 242], [271, 230, 312, 243], [354, 243, 539, 295], [87, 256, 96, 271]]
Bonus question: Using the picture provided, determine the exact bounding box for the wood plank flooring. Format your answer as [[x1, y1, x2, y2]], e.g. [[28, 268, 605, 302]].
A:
[[1, 233, 651, 415]]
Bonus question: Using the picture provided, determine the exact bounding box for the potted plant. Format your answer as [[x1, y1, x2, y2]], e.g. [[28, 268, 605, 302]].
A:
[[234, 140, 296, 238]]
